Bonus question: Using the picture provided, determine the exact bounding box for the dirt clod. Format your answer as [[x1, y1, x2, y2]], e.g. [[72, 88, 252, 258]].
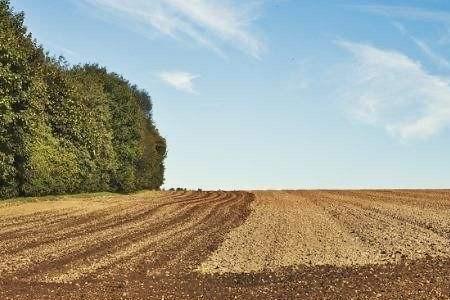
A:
[[0, 190, 449, 299]]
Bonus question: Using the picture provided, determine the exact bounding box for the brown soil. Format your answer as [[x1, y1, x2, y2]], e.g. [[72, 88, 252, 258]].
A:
[[0, 190, 449, 299]]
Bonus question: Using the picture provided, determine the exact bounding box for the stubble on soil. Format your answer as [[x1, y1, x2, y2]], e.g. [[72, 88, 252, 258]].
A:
[[0, 190, 449, 299]]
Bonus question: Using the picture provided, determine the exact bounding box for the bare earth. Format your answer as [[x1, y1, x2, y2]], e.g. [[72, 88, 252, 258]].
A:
[[0, 190, 449, 299]]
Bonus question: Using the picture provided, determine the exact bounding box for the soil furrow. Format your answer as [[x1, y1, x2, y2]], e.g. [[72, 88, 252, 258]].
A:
[[1, 190, 449, 300], [35, 193, 244, 283]]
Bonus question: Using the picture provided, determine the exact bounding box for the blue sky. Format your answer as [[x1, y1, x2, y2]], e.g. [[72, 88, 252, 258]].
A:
[[11, 0, 450, 189]]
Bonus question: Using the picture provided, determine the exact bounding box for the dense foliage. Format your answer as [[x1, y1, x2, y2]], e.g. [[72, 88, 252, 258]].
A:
[[0, 0, 166, 198]]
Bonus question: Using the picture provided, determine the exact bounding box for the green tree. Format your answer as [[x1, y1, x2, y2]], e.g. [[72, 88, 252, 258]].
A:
[[0, 0, 39, 197], [0, 1, 166, 199]]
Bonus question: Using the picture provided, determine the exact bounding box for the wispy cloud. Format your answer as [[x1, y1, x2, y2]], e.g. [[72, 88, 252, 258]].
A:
[[410, 37, 450, 69], [353, 5, 450, 24], [159, 71, 199, 94], [335, 40, 450, 140], [438, 28, 450, 45], [80, 0, 265, 58], [44, 40, 79, 59], [351, 5, 450, 70], [393, 22, 450, 69]]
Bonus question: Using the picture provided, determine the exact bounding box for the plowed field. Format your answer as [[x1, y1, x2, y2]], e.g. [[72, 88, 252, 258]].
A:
[[0, 190, 449, 299]]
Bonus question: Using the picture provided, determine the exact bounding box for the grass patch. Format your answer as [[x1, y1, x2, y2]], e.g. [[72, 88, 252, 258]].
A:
[[0, 191, 121, 205]]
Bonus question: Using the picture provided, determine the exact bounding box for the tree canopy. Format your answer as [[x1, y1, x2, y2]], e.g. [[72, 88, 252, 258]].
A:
[[0, 0, 166, 198]]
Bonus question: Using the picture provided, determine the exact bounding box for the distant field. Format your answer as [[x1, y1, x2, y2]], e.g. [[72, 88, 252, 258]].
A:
[[0, 190, 449, 299]]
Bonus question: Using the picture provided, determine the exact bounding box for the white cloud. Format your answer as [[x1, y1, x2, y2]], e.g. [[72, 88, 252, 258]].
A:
[[410, 37, 450, 69], [336, 40, 450, 139], [392, 22, 450, 69], [353, 5, 450, 24], [350, 6, 450, 71], [44, 40, 79, 59], [438, 28, 450, 45], [159, 71, 199, 93], [80, 0, 264, 58]]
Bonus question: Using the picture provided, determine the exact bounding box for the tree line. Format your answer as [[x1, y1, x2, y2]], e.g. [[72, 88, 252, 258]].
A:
[[0, 0, 166, 198]]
